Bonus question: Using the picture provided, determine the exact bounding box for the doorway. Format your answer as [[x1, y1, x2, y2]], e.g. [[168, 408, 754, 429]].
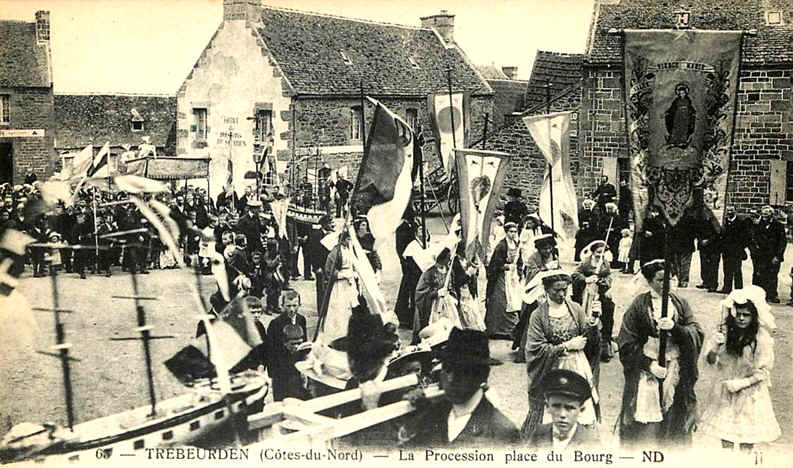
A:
[[0, 143, 11, 185]]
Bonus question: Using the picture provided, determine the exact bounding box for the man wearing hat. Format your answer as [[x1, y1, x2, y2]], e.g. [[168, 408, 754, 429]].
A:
[[413, 247, 451, 344], [749, 205, 787, 303], [333, 173, 353, 219], [591, 175, 616, 215], [402, 328, 519, 447], [504, 187, 529, 228], [237, 199, 264, 255], [526, 369, 600, 448]]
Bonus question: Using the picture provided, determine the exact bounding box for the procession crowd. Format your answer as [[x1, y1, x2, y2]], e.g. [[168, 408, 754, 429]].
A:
[[3, 172, 787, 452]]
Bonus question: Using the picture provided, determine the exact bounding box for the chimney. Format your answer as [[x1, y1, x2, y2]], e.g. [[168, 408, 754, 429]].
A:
[[223, 0, 261, 22], [35, 11, 50, 42], [421, 10, 455, 44], [501, 66, 518, 80]]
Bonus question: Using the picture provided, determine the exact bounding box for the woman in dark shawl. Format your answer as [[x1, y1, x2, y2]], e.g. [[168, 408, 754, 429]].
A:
[[616, 259, 704, 447], [521, 270, 601, 439], [485, 221, 523, 339]]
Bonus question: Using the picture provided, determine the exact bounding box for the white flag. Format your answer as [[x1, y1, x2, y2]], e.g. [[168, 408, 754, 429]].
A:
[[523, 111, 579, 243]]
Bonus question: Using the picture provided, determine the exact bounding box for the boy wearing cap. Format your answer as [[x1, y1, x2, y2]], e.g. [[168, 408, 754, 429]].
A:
[[526, 369, 599, 449], [267, 289, 309, 401], [403, 328, 519, 447]]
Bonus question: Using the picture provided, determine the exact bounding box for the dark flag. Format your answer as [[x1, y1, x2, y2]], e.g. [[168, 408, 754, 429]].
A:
[[353, 97, 415, 241], [623, 29, 743, 230]]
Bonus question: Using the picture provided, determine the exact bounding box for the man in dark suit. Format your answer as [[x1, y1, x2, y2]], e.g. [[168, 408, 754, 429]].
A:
[[591, 175, 616, 215], [308, 215, 333, 310], [237, 199, 264, 255], [720, 205, 750, 294], [695, 207, 721, 292], [503, 187, 529, 227], [266, 289, 309, 401], [402, 328, 519, 448], [750, 205, 787, 303], [526, 369, 600, 449]]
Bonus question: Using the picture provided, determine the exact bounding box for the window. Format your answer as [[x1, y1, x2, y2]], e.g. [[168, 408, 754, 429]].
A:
[[350, 107, 362, 141], [133, 439, 144, 450], [766, 11, 783, 25], [214, 410, 225, 420], [255, 109, 272, 143], [406, 108, 418, 132], [161, 430, 173, 441], [0, 95, 9, 124], [339, 51, 353, 65], [131, 120, 144, 132], [408, 57, 420, 70], [193, 108, 207, 141], [189, 420, 200, 431], [785, 161, 793, 202]]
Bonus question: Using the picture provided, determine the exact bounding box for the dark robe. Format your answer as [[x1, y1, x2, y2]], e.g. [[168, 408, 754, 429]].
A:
[[267, 312, 310, 401], [640, 215, 666, 264], [404, 395, 519, 448], [413, 264, 444, 341], [616, 292, 703, 446], [485, 238, 522, 337]]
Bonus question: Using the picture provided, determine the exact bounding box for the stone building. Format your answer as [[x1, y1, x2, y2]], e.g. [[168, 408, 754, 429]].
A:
[[484, 51, 584, 206], [487, 0, 793, 214], [177, 1, 493, 199], [477, 64, 529, 128], [0, 11, 56, 184], [54, 94, 176, 165], [583, 0, 793, 211]]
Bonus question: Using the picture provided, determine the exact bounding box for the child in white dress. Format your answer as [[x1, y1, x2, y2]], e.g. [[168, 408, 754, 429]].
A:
[[699, 286, 781, 452]]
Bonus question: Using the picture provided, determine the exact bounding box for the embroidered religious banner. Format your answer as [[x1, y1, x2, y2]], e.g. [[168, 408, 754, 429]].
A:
[[524, 111, 579, 244], [623, 29, 743, 229], [428, 92, 471, 173], [454, 148, 511, 265]]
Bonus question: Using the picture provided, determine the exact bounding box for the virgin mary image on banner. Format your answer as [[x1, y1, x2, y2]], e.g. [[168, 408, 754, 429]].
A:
[[665, 83, 696, 149], [623, 29, 742, 230]]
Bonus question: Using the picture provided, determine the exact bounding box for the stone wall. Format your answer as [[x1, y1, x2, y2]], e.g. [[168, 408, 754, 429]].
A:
[[0, 86, 56, 183], [580, 65, 793, 213], [287, 95, 494, 183], [730, 67, 793, 211], [484, 86, 581, 209], [176, 20, 292, 199]]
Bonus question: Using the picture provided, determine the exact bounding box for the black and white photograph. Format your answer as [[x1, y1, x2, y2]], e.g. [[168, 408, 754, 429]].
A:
[[1, 0, 792, 466]]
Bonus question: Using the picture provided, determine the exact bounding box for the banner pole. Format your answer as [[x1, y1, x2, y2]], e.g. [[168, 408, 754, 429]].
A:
[[546, 82, 556, 235], [721, 32, 746, 223]]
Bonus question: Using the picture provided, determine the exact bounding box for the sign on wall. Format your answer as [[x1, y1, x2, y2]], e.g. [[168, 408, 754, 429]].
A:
[[0, 129, 45, 138]]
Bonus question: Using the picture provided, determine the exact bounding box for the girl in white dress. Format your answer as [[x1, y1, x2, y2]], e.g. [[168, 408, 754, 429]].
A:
[[699, 286, 781, 451]]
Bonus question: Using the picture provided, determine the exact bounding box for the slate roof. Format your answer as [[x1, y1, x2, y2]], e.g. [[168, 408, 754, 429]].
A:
[[477, 64, 509, 80], [55, 94, 176, 151], [256, 7, 492, 96], [0, 20, 51, 87], [587, 0, 793, 65], [525, 51, 583, 111]]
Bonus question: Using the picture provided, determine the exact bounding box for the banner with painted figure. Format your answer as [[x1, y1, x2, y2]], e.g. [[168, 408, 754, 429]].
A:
[[623, 29, 743, 230], [454, 149, 512, 266], [428, 92, 470, 172], [524, 111, 579, 244]]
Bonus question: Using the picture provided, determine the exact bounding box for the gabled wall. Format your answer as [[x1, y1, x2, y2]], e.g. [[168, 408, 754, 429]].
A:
[[176, 20, 291, 199]]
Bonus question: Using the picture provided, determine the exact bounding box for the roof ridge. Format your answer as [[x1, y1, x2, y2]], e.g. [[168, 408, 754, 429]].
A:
[[536, 50, 586, 57], [260, 4, 428, 31], [55, 92, 175, 97]]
